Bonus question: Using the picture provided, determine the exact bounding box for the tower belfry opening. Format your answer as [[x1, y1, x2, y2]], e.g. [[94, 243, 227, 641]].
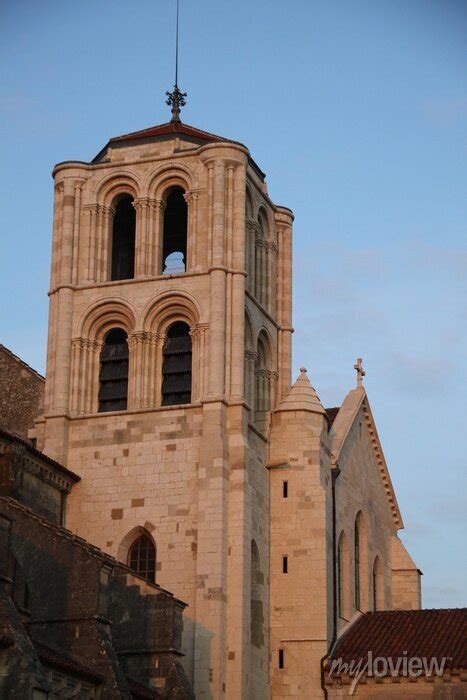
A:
[[162, 188, 187, 273]]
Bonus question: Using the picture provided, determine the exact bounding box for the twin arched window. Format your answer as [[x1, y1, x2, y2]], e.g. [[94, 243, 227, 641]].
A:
[[109, 186, 188, 282], [98, 322, 192, 413]]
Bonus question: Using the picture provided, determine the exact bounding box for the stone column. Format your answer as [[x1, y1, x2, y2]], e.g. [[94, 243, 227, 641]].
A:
[[85, 204, 99, 283], [53, 180, 75, 413], [208, 160, 227, 398], [153, 200, 166, 275], [134, 198, 149, 278], [275, 209, 294, 399], [184, 191, 199, 270], [71, 180, 84, 286], [230, 164, 246, 401], [100, 205, 114, 282]]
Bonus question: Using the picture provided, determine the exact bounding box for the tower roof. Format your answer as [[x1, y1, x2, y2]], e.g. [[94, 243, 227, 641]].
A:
[[91, 120, 266, 181], [275, 368, 326, 415]]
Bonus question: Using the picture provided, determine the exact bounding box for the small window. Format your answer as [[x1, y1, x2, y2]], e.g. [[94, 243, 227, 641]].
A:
[[98, 328, 129, 413], [162, 188, 187, 274], [278, 649, 284, 669], [111, 195, 135, 281], [282, 556, 288, 574], [282, 480, 288, 498], [161, 321, 192, 406], [128, 535, 156, 583]]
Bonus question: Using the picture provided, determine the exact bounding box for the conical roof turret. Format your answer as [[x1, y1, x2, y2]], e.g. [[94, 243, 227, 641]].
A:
[[275, 368, 326, 415]]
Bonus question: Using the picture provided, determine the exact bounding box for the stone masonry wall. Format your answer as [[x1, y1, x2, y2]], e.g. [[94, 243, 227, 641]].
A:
[[0, 345, 44, 438]]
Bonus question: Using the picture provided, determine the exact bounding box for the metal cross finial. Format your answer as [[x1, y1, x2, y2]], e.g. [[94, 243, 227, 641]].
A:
[[166, 0, 187, 123], [354, 357, 366, 387]]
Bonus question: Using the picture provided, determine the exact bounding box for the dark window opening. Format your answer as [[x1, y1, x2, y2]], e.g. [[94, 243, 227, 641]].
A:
[[162, 188, 187, 274], [128, 535, 156, 583], [278, 649, 284, 669], [161, 321, 192, 406], [282, 480, 288, 498], [372, 563, 377, 611], [337, 537, 343, 618], [111, 195, 135, 281], [354, 518, 361, 609], [98, 328, 129, 413], [282, 555, 288, 574]]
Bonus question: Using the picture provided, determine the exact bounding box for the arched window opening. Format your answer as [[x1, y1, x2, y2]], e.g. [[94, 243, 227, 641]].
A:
[[354, 516, 360, 609], [128, 535, 156, 583], [161, 321, 192, 406], [337, 532, 349, 620], [111, 195, 135, 281], [254, 334, 270, 423], [98, 328, 129, 413], [250, 541, 263, 648], [9, 554, 30, 612], [162, 188, 187, 274], [372, 556, 384, 611]]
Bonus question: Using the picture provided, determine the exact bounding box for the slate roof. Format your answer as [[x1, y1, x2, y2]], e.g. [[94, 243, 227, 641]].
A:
[[330, 609, 467, 671]]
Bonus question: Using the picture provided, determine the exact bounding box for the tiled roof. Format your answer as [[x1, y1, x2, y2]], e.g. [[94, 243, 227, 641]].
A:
[[91, 120, 266, 181], [330, 609, 467, 671], [34, 640, 104, 684], [108, 121, 237, 146], [0, 426, 80, 483], [126, 677, 158, 699]]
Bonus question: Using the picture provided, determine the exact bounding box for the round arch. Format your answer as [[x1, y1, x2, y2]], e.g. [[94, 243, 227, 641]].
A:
[[146, 162, 195, 200], [77, 297, 136, 342], [94, 171, 140, 205], [140, 290, 200, 335]]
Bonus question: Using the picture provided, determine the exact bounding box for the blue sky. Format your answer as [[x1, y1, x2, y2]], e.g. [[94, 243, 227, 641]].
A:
[[1, 1, 465, 607]]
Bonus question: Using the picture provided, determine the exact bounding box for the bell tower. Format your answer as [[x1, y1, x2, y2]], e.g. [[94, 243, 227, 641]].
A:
[[34, 98, 293, 697]]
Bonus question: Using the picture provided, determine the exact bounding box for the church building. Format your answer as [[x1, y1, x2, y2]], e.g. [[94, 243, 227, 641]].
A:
[[8, 89, 463, 699]]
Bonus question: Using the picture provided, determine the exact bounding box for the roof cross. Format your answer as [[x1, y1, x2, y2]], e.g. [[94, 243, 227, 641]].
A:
[[354, 357, 366, 387]]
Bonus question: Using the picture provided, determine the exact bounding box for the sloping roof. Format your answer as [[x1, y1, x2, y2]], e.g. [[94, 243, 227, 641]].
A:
[[325, 407, 340, 429], [275, 368, 326, 415], [108, 121, 236, 146], [91, 120, 266, 181], [1, 497, 187, 607], [392, 535, 420, 571], [34, 640, 104, 684], [330, 609, 467, 671], [0, 344, 45, 381], [329, 387, 402, 529], [0, 426, 81, 483], [126, 677, 158, 699]]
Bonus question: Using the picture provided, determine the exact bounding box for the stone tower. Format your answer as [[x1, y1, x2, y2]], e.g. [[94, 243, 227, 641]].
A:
[[34, 113, 294, 698]]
